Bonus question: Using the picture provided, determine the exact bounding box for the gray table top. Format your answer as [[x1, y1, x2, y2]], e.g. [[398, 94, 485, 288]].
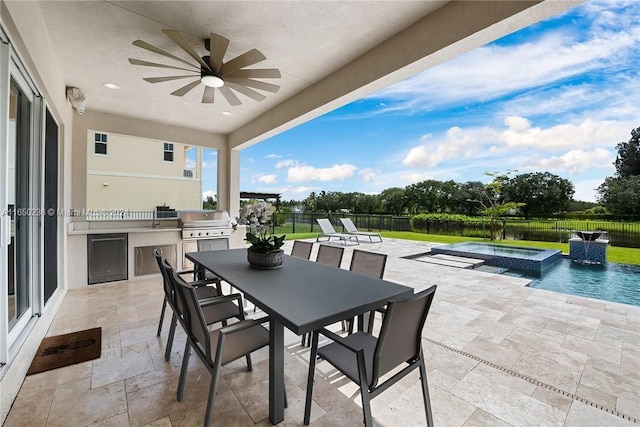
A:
[[186, 248, 413, 335]]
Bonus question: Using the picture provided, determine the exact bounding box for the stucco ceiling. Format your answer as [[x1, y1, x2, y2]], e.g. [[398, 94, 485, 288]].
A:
[[37, 0, 447, 135]]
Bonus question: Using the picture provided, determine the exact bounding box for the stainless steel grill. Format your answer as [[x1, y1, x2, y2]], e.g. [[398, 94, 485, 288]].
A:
[[180, 210, 232, 240], [179, 210, 232, 270]]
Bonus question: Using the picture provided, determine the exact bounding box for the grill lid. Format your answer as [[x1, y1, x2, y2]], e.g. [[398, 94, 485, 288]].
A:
[[179, 210, 231, 228]]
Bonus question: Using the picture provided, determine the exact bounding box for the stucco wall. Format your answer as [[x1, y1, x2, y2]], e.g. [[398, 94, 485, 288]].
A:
[[85, 130, 202, 211], [71, 111, 226, 212]]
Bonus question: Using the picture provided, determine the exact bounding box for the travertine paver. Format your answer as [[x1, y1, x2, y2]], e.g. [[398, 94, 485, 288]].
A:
[[5, 238, 639, 426]]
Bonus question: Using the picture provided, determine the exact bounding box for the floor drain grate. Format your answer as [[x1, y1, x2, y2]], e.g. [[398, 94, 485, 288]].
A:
[[423, 337, 638, 424]]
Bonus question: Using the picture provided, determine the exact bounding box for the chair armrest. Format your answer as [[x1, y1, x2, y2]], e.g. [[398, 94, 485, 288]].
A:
[[189, 278, 221, 287], [317, 328, 363, 354], [199, 293, 242, 308], [220, 316, 271, 335]]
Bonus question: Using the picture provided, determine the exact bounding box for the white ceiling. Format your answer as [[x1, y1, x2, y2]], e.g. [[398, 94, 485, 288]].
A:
[[38, 0, 447, 135]]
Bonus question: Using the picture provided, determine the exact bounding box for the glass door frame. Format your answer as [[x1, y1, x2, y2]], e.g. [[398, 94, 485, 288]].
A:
[[0, 29, 44, 364]]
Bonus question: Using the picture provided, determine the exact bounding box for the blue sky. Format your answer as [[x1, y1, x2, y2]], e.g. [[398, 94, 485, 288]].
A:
[[203, 0, 640, 203]]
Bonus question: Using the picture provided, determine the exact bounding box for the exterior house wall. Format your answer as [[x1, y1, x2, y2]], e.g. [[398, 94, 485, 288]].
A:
[[71, 111, 226, 212], [85, 131, 201, 211]]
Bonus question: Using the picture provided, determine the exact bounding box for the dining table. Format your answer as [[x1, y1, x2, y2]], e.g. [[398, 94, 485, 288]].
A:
[[185, 248, 413, 425]]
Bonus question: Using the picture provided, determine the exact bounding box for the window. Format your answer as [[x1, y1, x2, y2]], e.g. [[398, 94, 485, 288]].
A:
[[163, 143, 174, 162], [94, 133, 107, 155]]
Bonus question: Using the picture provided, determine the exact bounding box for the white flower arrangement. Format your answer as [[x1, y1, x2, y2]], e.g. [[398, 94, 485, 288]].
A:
[[236, 201, 285, 253]]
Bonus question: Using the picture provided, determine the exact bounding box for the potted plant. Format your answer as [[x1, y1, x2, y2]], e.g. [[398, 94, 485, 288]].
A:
[[236, 201, 286, 269]]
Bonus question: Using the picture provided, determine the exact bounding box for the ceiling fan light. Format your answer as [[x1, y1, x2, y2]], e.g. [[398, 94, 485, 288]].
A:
[[201, 75, 224, 88]]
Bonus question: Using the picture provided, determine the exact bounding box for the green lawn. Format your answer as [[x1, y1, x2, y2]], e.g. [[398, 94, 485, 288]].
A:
[[283, 231, 640, 266]]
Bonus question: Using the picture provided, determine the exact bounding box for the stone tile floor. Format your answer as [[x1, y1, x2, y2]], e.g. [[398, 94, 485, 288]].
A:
[[5, 238, 640, 426]]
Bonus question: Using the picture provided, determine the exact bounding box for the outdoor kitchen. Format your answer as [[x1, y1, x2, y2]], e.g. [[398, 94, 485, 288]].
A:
[[66, 210, 246, 288]]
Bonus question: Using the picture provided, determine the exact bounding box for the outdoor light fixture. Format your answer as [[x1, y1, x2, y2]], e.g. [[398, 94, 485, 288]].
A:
[[66, 86, 86, 114]]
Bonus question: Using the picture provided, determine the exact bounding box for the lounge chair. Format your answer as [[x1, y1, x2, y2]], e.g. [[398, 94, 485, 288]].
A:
[[316, 218, 359, 245], [339, 218, 383, 243]]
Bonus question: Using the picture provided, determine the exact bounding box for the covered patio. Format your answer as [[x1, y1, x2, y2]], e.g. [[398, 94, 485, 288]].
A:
[[2, 1, 618, 425], [5, 239, 639, 426]]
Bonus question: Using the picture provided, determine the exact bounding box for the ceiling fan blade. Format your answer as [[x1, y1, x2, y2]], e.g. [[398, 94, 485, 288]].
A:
[[208, 33, 230, 73], [226, 83, 267, 102], [170, 80, 202, 97], [220, 49, 266, 75], [132, 40, 199, 69], [225, 77, 280, 93], [143, 75, 197, 83], [218, 86, 242, 106], [224, 68, 281, 79], [162, 29, 211, 71], [202, 86, 215, 103], [129, 58, 196, 73]]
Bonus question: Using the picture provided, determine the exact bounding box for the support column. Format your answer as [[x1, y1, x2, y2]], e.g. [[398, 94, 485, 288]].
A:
[[217, 145, 240, 217]]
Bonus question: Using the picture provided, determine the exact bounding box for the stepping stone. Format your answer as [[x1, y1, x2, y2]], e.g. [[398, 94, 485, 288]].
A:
[[414, 256, 477, 269], [431, 254, 485, 267]]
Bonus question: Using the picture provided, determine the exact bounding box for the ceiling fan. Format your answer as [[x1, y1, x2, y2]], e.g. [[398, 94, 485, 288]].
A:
[[128, 30, 281, 106]]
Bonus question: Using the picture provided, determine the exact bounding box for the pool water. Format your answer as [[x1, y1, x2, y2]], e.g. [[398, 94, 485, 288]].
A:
[[452, 243, 544, 257], [431, 242, 561, 276], [512, 259, 640, 307]]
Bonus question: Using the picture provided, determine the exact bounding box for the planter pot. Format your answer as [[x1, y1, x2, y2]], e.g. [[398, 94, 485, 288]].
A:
[[247, 248, 284, 270]]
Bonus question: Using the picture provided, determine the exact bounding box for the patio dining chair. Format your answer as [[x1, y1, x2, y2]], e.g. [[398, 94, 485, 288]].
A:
[[348, 249, 388, 333], [301, 244, 346, 346], [194, 238, 229, 288], [291, 240, 314, 260], [171, 269, 275, 427], [304, 285, 437, 427], [155, 247, 220, 337], [340, 218, 383, 243], [315, 244, 345, 268], [316, 218, 359, 245], [155, 249, 239, 361]]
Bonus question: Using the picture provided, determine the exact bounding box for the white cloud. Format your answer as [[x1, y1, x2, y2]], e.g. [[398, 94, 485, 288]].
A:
[[526, 148, 614, 175], [573, 178, 606, 202], [402, 116, 632, 169], [265, 154, 281, 159], [276, 159, 296, 169], [402, 127, 484, 167], [373, 21, 640, 111], [359, 168, 376, 182], [202, 190, 216, 200], [500, 116, 631, 150], [287, 164, 358, 182], [258, 174, 278, 184]]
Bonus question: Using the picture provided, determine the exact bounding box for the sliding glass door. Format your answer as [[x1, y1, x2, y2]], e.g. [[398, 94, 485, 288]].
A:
[[7, 77, 33, 336], [1, 33, 43, 360]]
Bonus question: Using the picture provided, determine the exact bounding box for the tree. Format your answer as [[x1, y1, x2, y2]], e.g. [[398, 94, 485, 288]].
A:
[[456, 181, 486, 215], [469, 171, 525, 240], [503, 172, 574, 218], [595, 126, 640, 214], [405, 180, 450, 214], [356, 194, 381, 214], [614, 127, 640, 178], [202, 195, 217, 210], [379, 187, 407, 215], [302, 192, 317, 211], [597, 175, 640, 214]]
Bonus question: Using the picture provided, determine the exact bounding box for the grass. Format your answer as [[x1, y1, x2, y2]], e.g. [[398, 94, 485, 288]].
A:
[[283, 231, 640, 266]]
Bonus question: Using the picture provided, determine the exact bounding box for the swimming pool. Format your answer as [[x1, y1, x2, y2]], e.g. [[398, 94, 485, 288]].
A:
[[522, 258, 640, 307], [431, 242, 562, 276]]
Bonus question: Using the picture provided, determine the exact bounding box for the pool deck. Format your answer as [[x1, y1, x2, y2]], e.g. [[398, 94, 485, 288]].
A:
[[6, 238, 639, 426]]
